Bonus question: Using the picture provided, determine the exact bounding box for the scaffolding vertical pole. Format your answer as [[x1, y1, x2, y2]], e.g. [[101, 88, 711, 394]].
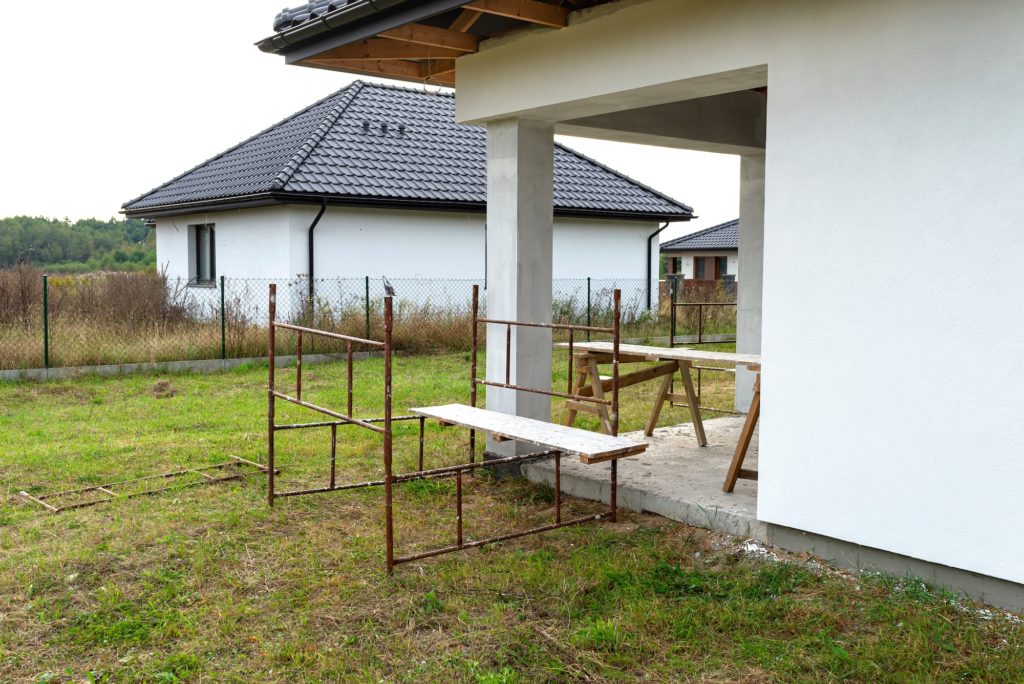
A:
[[383, 294, 395, 573], [329, 424, 337, 490], [610, 289, 621, 522], [268, 284, 277, 507], [469, 284, 479, 463]]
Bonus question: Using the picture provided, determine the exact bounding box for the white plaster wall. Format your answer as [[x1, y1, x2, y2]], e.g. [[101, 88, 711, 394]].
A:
[[154, 205, 660, 308], [154, 206, 294, 280], [453, 0, 1024, 583]]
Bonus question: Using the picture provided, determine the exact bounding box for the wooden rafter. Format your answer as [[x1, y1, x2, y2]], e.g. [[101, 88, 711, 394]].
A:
[[315, 39, 464, 61], [377, 23, 480, 53], [450, 9, 484, 32], [297, 0, 617, 84], [462, 0, 569, 28]]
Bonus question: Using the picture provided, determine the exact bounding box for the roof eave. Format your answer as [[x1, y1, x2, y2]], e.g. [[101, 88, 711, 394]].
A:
[[660, 245, 738, 253], [123, 192, 694, 223], [257, 0, 467, 63]]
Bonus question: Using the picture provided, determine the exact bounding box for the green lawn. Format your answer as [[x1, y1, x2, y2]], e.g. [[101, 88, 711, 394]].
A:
[[0, 353, 1021, 682]]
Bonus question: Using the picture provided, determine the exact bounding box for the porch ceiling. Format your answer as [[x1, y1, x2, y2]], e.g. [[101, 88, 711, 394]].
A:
[[559, 89, 767, 155], [257, 0, 617, 88]]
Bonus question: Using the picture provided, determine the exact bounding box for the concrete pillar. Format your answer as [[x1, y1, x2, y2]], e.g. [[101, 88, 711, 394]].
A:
[[735, 152, 764, 412], [485, 119, 555, 456]]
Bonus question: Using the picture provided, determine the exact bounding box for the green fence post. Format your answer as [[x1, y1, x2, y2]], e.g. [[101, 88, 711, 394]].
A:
[[586, 276, 592, 341], [42, 274, 50, 370], [364, 275, 371, 339], [219, 275, 227, 360]]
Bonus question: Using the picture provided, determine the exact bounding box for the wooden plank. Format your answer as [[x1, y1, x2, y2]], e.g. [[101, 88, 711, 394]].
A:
[[575, 361, 676, 397], [565, 400, 600, 415], [302, 57, 447, 84], [411, 404, 647, 462], [314, 39, 464, 61], [377, 23, 480, 53], [464, 0, 569, 28], [560, 341, 761, 367], [580, 444, 647, 465]]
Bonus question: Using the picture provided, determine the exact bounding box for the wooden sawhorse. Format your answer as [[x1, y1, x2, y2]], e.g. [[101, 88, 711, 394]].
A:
[[564, 350, 707, 447]]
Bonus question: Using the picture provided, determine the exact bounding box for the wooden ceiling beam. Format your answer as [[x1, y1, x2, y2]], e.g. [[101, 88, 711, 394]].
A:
[[303, 57, 424, 80], [462, 0, 569, 28], [377, 23, 480, 53], [450, 9, 484, 32], [302, 57, 455, 87], [315, 39, 464, 61]]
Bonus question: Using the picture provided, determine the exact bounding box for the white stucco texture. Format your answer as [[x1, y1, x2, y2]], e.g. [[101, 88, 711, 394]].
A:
[[454, 0, 1024, 583], [156, 205, 658, 286]]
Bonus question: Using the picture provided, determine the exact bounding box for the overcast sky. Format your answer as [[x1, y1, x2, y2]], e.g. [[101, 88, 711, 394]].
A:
[[0, 0, 738, 242]]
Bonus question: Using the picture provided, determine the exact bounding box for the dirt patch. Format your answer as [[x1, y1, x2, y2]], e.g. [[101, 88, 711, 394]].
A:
[[151, 380, 178, 398]]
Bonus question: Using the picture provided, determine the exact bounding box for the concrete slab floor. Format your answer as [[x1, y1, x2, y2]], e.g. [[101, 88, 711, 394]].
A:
[[522, 416, 763, 540]]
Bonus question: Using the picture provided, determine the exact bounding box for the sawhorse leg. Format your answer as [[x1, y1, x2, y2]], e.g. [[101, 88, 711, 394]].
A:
[[645, 360, 707, 447], [723, 372, 760, 493], [564, 355, 613, 434]]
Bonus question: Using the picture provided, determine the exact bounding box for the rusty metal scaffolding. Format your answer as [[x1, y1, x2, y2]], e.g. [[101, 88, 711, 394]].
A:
[[394, 285, 624, 569], [267, 283, 624, 574], [20, 456, 270, 513]]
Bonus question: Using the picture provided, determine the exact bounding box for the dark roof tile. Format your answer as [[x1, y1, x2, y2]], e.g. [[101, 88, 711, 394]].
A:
[[124, 81, 693, 220], [660, 219, 739, 251]]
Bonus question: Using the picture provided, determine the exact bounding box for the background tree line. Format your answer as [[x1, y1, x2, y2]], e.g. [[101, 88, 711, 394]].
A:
[[0, 216, 155, 273]]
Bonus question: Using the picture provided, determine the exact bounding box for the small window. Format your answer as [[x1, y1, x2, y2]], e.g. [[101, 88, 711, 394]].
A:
[[717, 257, 728, 277], [695, 257, 706, 280], [193, 224, 216, 285]]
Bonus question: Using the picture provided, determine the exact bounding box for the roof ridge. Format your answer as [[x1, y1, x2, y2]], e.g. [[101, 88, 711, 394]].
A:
[[553, 141, 694, 216], [271, 81, 366, 191], [121, 81, 365, 210]]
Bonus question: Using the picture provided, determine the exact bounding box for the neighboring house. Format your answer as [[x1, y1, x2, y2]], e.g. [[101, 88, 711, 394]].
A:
[[255, 0, 1024, 607], [122, 81, 692, 309], [660, 219, 738, 281]]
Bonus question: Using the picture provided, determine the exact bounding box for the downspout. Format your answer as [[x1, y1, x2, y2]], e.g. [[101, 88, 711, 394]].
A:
[[646, 222, 670, 310], [307, 199, 327, 301]]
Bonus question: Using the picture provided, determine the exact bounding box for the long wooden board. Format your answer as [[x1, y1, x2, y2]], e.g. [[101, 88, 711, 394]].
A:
[[411, 404, 647, 464], [559, 341, 761, 368]]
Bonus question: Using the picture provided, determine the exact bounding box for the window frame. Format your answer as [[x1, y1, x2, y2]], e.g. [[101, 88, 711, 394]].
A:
[[191, 223, 217, 287]]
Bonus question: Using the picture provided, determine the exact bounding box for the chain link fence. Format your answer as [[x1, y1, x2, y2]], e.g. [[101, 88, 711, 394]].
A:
[[0, 265, 734, 372]]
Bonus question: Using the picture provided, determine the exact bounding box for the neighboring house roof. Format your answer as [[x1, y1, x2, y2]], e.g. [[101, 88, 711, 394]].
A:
[[660, 219, 738, 252], [123, 81, 693, 221]]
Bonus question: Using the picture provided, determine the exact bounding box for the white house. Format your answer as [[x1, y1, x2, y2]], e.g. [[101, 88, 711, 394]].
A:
[[661, 219, 739, 282], [122, 81, 693, 311], [257, 0, 1024, 608]]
